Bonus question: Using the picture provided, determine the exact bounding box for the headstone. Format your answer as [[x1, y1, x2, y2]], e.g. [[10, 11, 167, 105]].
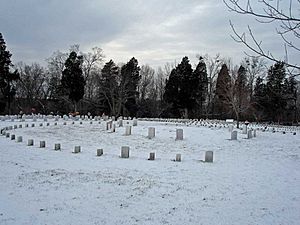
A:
[[28, 139, 34, 146], [25, 124, 29, 127], [175, 129, 183, 140], [125, 126, 132, 136], [228, 124, 234, 132], [54, 122, 57, 126], [63, 122, 67, 125], [31, 124, 35, 127], [97, 149, 103, 156], [148, 152, 155, 160], [118, 119, 123, 127], [247, 130, 252, 139], [19, 124, 22, 128], [17, 136, 23, 142], [293, 132, 296, 135], [11, 134, 15, 140], [14, 125, 18, 129], [40, 141, 46, 148], [54, 143, 61, 151], [253, 129, 257, 137], [231, 131, 237, 140], [176, 154, 181, 162], [205, 151, 213, 162], [121, 146, 130, 158], [148, 127, 155, 139], [133, 119, 138, 126], [6, 133, 10, 138], [73, 146, 81, 153], [242, 125, 247, 134], [39, 123, 43, 127]]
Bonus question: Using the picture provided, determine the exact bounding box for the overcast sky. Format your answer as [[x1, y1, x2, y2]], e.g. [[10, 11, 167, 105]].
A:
[[0, 0, 296, 68]]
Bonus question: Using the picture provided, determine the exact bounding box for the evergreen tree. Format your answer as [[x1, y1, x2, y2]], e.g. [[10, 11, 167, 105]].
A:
[[119, 57, 140, 116], [265, 62, 286, 121], [164, 56, 196, 118], [61, 51, 85, 112], [253, 76, 267, 120], [283, 76, 298, 121], [99, 60, 119, 115], [0, 33, 19, 113], [193, 57, 208, 116], [233, 65, 249, 126], [214, 64, 231, 117]]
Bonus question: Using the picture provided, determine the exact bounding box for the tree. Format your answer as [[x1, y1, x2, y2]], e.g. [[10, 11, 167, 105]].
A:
[[265, 61, 287, 121], [98, 60, 119, 115], [16, 62, 48, 113], [253, 76, 267, 120], [214, 64, 231, 118], [193, 57, 208, 116], [223, 0, 300, 73], [164, 56, 199, 118], [118, 57, 140, 117], [0, 33, 19, 114], [61, 51, 85, 112], [232, 65, 250, 127]]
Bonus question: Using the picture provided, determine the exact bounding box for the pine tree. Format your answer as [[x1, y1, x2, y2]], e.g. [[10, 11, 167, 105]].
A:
[[119, 57, 140, 116], [193, 57, 208, 116], [214, 64, 231, 117], [0, 33, 19, 113], [99, 60, 119, 115], [61, 51, 85, 112], [265, 62, 286, 121], [164, 56, 196, 118], [233, 65, 249, 126]]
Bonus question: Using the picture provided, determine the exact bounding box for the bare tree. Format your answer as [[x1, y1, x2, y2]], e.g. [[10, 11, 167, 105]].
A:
[[16, 62, 49, 112], [138, 65, 155, 100], [241, 56, 267, 98], [223, 0, 300, 74], [202, 54, 224, 115]]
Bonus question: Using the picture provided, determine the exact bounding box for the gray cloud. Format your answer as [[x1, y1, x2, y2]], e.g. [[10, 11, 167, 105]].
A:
[[0, 0, 295, 68]]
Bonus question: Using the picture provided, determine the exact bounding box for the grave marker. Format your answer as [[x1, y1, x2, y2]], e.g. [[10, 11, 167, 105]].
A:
[[97, 149, 103, 156], [148, 152, 155, 160], [205, 151, 213, 162], [121, 146, 130, 158], [176, 129, 183, 140], [148, 127, 155, 139]]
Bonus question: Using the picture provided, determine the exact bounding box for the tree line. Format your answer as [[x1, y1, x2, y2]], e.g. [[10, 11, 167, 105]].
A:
[[0, 33, 299, 124]]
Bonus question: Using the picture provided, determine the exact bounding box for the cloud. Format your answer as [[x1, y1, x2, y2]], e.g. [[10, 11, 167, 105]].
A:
[[0, 0, 295, 68]]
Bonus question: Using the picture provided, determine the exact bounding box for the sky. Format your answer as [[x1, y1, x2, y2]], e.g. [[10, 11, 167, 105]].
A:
[[0, 0, 297, 69]]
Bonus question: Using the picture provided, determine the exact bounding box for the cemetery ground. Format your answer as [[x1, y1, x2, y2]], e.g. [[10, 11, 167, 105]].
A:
[[0, 118, 299, 225]]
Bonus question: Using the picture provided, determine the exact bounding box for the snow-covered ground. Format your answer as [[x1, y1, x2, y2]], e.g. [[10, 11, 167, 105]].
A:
[[0, 118, 299, 225]]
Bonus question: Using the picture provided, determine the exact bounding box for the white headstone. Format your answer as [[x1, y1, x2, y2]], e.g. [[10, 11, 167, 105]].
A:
[[54, 143, 61, 151], [28, 139, 34, 146], [228, 124, 234, 133], [73, 146, 81, 153], [121, 146, 130, 158], [17, 136, 23, 142], [205, 151, 213, 162], [148, 152, 155, 160], [242, 125, 247, 134], [40, 141, 46, 148], [97, 149, 103, 156], [125, 126, 132, 136], [247, 130, 252, 139], [133, 119, 138, 126], [176, 129, 183, 140], [176, 154, 181, 162], [231, 131, 237, 140], [148, 127, 155, 139]]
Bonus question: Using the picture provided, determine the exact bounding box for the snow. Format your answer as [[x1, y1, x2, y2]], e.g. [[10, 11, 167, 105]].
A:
[[0, 118, 299, 225]]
